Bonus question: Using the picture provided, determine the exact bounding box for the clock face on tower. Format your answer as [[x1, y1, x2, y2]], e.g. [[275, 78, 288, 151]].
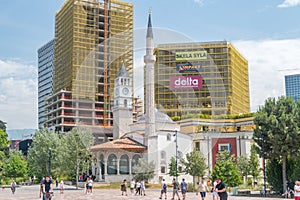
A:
[[122, 87, 129, 95]]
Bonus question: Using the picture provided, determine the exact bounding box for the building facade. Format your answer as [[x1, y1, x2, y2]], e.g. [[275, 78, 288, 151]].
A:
[[38, 40, 54, 129], [44, 0, 133, 135], [285, 74, 300, 102], [154, 42, 250, 118], [180, 116, 254, 171]]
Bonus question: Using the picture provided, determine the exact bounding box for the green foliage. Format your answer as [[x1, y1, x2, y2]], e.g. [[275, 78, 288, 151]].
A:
[[0, 129, 8, 150], [266, 158, 282, 193], [171, 116, 180, 121], [132, 158, 155, 182], [168, 156, 179, 177], [0, 120, 6, 132], [237, 155, 250, 178], [253, 96, 300, 192], [180, 151, 208, 179], [249, 144, 260, 183], [62, 127, 94, 180], [2, 150, 28, 179], [27, 128, 64, 179], [211, 151, 243, 187]]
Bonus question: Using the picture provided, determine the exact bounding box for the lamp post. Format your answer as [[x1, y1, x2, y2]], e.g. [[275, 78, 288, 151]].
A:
[[48, 148, 52, 177], [261, 131, 266, 197], [174, 129, 178, 181]]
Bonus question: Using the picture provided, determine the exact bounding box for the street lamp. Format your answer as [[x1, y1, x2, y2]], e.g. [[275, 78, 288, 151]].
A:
[[261, 131, 267, 197], [173, 129, 179, 181], [48, 148, 52, 177]]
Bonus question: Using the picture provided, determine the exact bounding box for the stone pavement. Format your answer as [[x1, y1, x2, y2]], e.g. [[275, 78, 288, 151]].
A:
[[0, 184, 283, 200]]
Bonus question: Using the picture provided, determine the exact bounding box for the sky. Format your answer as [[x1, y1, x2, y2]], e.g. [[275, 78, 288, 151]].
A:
[[1, 0, 300, 130]]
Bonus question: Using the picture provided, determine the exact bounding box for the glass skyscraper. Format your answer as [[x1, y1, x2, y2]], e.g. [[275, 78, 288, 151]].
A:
[[37, 39, 54, 128], [285, 74, 300, 102]]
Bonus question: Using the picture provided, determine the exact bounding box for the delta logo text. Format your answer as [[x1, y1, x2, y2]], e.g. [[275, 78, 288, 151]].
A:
[[170, 76, 203, 90]]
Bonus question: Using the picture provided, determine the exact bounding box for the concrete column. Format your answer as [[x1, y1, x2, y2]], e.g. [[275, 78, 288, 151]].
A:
[[129, 158, 132, 174], [117, 159, 120, 175]]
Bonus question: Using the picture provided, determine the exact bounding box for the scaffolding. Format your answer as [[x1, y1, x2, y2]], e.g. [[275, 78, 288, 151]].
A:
[[154, 41, 250, 118], [51, 0, 133, 130]]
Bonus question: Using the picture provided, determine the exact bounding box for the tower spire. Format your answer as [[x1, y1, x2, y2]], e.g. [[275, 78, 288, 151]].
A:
[[144, 10, 156, 142], [146, 9, 153, 38]]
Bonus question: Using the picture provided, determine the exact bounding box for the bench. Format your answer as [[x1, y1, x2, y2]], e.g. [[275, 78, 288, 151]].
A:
[[238, 190, 251, 195]]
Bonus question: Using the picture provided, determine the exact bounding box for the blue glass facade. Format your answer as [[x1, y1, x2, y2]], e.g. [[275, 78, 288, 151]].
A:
[[38, 40, 54, 128], [285, 74, 300, 102]]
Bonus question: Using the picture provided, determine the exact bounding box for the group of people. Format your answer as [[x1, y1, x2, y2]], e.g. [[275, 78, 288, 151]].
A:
[[120, 179, 146, 196], [285, 180, 300, 199], [159, 178, 188, 200], [158, 177, 227, 200]]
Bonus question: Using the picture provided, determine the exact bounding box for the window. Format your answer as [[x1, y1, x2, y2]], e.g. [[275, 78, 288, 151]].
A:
[[218, 143, 231, 152], [107, 154, 117, 174], [195, 142, 200, 151], [161, 151, 166, 159], [119, 154, 129, 174], [167, 133, 171, 141], [161, 166, 166, 173]]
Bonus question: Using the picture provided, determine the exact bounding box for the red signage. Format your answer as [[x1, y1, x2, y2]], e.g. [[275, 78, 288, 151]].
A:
[[170, 76, 203, 90]]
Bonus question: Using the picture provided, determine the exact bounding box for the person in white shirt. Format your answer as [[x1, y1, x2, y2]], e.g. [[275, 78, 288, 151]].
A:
[[196, 178, 209, 200], [213, 180, 219, 200], [294, 180, 300, 200], [159, 179, 167, 200], [130, 179, 135, 195]]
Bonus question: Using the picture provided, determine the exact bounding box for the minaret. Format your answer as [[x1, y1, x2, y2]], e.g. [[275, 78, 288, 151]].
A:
[[144, 11, 156, 144]]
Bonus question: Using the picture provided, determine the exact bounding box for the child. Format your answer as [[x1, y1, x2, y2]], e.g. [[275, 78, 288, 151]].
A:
[[60, 179, 64, 194]]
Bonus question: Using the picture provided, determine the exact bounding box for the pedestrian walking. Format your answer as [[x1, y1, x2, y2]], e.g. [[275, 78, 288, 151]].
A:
[[212, 180, 219, 200], [171, 178, 180, 200], [140, 179, 146, 196], [130, 178, 135, 195], [55, 178, 59, 188], [121, 179, 127, 196], [196, 178, 209, 200], [159, 178, 167, 200], [60, 179, 64, 194], [135, 180, 141, 195], [215, 178, 228, 200], [180, 178, 188, 200], [11, 180, 16, 194]]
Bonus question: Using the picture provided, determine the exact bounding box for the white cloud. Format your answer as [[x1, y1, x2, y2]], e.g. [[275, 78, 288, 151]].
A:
[[278, 0, 300, 8], [194, 0, 205, 6], [233, 39, 300, 112], [0, 59, 37, 129]]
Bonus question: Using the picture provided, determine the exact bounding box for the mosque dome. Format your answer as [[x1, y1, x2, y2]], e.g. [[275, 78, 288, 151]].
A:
[[137, 110, 174, 123]]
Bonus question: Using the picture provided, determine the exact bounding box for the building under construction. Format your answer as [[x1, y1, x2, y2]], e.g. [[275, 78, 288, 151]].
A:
[[44, 0, 133, 140], [154, 41, 250, 118]]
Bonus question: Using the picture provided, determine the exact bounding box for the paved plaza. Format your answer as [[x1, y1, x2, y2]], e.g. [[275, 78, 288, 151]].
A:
[[0, 184, 283, 200]]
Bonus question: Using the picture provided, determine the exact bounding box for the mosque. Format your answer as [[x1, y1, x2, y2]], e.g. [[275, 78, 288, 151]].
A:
[[90, 13, 193, 183]]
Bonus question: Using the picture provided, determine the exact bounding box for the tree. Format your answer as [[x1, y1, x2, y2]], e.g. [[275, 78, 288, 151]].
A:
[[0, 129, 8, 150], [248, 144, 260, 185], [253, 96, 300, 193], [0, 120, 6, 132], [237, 155, 250, 183], [180, 151, 208, 186], [2, 150, 28, 179], [211, 151, 243, 187], [63, 127, 94, 189], [27, 128, 64, 179], [132, 158, 155, 182], [169, 156, 179, 177]]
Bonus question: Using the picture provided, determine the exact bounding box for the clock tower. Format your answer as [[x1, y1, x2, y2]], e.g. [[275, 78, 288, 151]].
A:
[[113, 63, 133, 139]]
